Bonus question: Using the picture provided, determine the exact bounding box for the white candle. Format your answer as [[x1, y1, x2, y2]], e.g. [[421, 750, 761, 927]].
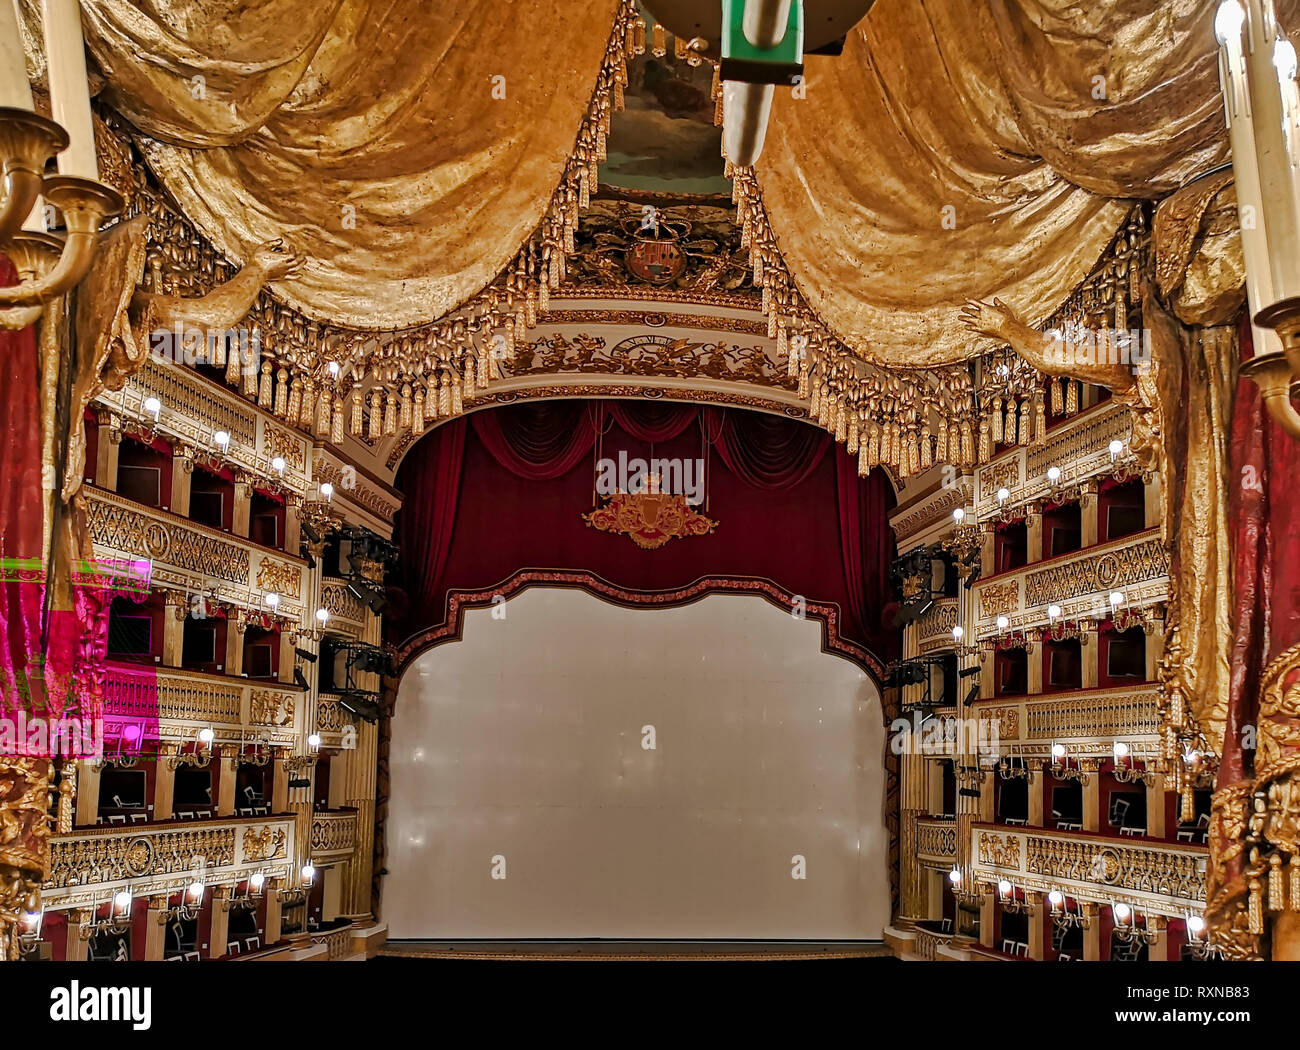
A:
[[0, 0, 34, 109], [41, 0, 97, 180]]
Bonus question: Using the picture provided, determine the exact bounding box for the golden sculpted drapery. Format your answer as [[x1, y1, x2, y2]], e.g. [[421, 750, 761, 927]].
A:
[[754, 0, 1295, 367], [23, 0, 622, 329]]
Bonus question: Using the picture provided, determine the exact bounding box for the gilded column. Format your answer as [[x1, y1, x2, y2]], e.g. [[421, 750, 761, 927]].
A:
[[0, 756, 49, 960]]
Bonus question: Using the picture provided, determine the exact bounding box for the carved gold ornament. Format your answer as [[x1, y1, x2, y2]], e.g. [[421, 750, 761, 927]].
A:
[[583, 487, 718, 550]]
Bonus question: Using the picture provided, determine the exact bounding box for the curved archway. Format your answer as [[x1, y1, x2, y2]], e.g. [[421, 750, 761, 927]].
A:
[[384, 586, 892, 940]]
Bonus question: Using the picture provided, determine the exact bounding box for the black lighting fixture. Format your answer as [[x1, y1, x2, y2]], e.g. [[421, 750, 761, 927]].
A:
[[963, 681, 981, 706], [958, 786, 982, 798], [301, 521, 322, 545], [287, 777, 311, 789], [294, 647, 317, 664], [293, 667, 310, 690]]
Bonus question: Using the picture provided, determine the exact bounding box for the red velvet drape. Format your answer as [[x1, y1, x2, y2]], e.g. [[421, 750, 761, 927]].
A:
[[0, 255, 47, 725], [394, 400, 898, 663], [706, 406, 830, 490], [472, 401, 599, 479], [395, 417, 466, 615]]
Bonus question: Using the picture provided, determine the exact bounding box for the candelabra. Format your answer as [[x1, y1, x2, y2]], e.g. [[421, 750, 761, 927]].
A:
[[1217, 0, 1300, 437], [79, 890, 134, 939], [947, 864, 983, 909], [1044, 605, 1093, 643], [1049, 744, 1091, 783], [167, 727, 215, 770], [1112, 741, 1161, 786], [1183, 914, 1221, 960], [1047, 890, 1092, 930], [1112, 902, 1163, 946], [166, 881, 206, 923], [239, 730, 272, 768], [997, 755, 1031, 781], [995, 879, 1031, 914]]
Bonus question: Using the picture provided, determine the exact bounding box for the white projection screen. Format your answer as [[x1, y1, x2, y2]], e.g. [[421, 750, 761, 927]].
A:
[[385, 587, 890, 940]]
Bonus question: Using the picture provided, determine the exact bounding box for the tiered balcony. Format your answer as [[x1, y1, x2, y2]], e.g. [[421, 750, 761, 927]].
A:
[[42, 814, 296, 910], [104, 662, 303, 749], [973, 683, 1162, 763], [969, 822, 1206, 916], [310, 809, 359, 864], [85, 484, 309, 621]]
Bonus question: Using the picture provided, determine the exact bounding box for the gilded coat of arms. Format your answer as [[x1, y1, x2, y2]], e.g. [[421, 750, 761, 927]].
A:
[[583, 475, 718, 550]]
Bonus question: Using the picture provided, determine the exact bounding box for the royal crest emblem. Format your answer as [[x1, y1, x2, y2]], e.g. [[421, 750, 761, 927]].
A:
[[622, 213, 690, 285], [583, 474, 718, 549]]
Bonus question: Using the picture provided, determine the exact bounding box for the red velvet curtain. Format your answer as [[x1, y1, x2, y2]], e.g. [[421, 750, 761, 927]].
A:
[[0, 255, 46, 723], [396, 417, 467, 616], [608, 402, 697, 443], [471, 400, 600, 479], [394, 400, 899, 661], [705, 406, 830, 490]]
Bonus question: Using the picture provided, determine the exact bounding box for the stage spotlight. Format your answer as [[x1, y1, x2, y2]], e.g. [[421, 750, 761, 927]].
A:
[[294, 648, 317, 664], [963, 681, 980, 706], [301, 521, 321, 545], [958, 787, 981, 798], [294, 667, 310, 690]]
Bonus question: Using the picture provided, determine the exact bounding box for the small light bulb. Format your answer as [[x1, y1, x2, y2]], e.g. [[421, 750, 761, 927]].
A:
[[328, 361, 341, 376], [214, 430, 230, 448], [301, 864, 316, 882], [948, 868, 962, 885], [249, 872, 265, 891], [319, 482, 334, 500], [1052, 743, 1066, 760], [308, 733, 322, 750], [265, 592, 279, 608], [271, 456, 286, 474], [1046, 466, 1061, 483], [1048, 604, 1062, 620], [1048, 890, 1064, 907], [1113, 903, 1132, 923], [199, 727, 215, 745], [952, 625, 965, 641], [1188, 915, 1206, 935], [997, 487, 1010, 502], [1276, 38, 1298, 81], [996, 615, 1010, 631], [113, 890, 132, 911], [188, 881, 204, 901], [1113, 741, 1130, 759], [998, 879, 1012, 896], [22, 910, 40, 928], [953, 507, 966, 523], [1215, 0, 1245, 45], [315, 607, 330, 624], [1109, 591, 1125, 607], [1109, 439, 1124, 458]]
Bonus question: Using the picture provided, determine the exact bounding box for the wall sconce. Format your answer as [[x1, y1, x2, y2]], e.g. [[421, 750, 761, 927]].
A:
[[1112, 902, 1163, 946], [948, 864, 982, 909], [131, 392, 163, 445], [1049, 743, 1090, 783], [307, 733, 322, 752], [17, 905, 44, 955], [169, 727, 216, 770], [1109, 591, 1158, 635], [231, 872, 266, 910], [950, 623, 982, 659], [240, 730, 272, 768], [1045, 604, 1092, 643], [997, 754, 1031, 781], [80, 889, 134, 939], [1112, 740, 1160, 786], [1047, 889, 1092, 930], [300, 863, 316, 888], [167, 880, 205, 923], [1184, 913, 1220, 960], [945, 507, 983, 561], [996, 879, 1031, 914]]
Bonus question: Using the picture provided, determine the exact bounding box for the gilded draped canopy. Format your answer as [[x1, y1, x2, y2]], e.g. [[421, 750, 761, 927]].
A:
[[26, 0, 1284, 356]]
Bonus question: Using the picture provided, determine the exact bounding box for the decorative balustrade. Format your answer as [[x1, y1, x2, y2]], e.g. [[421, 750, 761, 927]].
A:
[[310, 810, 359, 863], [95, 355, 311, 493], [972, 528, 1169, 635], [915, 598, 959, 654], [85, 485, 308, 619], [43, 815, 295, 910], [915, 817, 958, 865], [974, 684, 1162, 762], [914, 925, 952, 961], [102, 662, 302, 746], [320, 578, 367, 636], [970, 823, 1207, 916], [975, 399, 1134, 517], [311, 923, 355, 960]]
